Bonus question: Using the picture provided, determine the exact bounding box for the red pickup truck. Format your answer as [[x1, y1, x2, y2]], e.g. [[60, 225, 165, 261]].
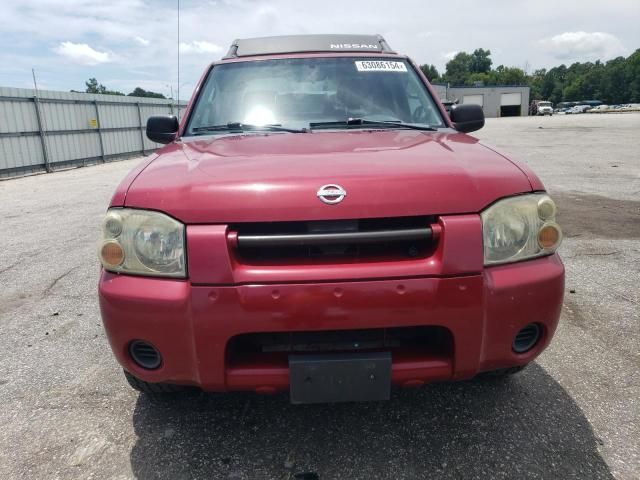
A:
[[98, 35, 564, 403]]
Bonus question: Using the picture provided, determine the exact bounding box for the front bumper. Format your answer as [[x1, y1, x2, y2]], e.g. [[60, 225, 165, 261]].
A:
[[99, 254, 564, 392]]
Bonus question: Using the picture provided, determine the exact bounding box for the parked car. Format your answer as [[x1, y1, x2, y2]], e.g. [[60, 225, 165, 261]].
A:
[[536, 101, 553, 116], [569, 105, 590, 114], [98, 34, 564, 403]]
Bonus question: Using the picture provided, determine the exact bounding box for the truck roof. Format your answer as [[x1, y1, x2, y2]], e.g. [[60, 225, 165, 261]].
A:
[[224, 34, 395, 59]]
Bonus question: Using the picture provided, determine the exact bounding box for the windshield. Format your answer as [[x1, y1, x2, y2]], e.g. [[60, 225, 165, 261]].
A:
[[185, 57, 445, 134], [539, 102, 552, 107]]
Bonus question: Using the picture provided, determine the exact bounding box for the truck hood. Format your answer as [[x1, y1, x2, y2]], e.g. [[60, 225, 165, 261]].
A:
[[123, 130, 534, 223]]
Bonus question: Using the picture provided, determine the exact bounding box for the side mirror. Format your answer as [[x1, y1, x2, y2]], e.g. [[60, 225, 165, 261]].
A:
[[450, 104, 484, 133], [146, 115, 179, 144]]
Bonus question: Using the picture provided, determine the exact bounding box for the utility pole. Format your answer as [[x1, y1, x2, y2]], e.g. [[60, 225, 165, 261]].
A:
[[177, 0, 180, 120], [165, 83, 175, 114]]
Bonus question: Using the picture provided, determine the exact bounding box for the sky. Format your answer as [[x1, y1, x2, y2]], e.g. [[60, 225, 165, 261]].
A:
[[0, 0, 638, 100]]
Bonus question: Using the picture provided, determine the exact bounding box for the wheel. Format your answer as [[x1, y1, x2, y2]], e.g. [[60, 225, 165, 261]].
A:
[[480, 364, 528, 377], [123, 369, 187, 394]]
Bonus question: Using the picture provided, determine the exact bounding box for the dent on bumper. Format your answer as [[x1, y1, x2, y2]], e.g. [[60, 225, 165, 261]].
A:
[[99, 254, 564, 391]]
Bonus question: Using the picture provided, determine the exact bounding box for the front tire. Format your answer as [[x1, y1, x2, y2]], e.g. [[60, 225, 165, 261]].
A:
[[124, 370, 187, 394]]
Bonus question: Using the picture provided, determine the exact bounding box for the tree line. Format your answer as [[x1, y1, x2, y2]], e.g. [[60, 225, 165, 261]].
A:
[[420, 48, 640, 105], [75, 78, 167, 99], [78, 48, 640, 105]]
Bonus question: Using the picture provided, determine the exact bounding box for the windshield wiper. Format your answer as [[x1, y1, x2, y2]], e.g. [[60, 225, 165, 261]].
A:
[[310, 118, 437, 131], [192, 122, 308, 134]]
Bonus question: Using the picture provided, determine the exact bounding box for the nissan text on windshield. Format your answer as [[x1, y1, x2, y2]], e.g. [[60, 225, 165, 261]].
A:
[[98, 34, 564, 403]]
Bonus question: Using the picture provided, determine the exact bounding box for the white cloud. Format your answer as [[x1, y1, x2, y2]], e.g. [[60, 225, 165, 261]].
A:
[[539, 31, 626, 61], [134, 36, 150, 46], [54, 41, 111, 65], [179, 41, 223, 55], [442, 51, 459, 61], [2, 0, 638, 92]]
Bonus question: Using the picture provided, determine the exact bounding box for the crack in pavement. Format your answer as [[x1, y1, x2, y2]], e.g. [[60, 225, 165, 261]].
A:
[[43, 266, 81, 297], [0, 260, 21, 275], [0, 251, 41, 275]]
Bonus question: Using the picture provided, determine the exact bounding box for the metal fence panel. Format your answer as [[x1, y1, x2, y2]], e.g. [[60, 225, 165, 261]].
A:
[[99, 104, 140, 129], [41, 102, 96, 131], [0, 136, 44, 169], [46, 132, 101, 164], [0, 99, 39, 133], [0, 86, 186, 178], [102, 129, 141, 157]]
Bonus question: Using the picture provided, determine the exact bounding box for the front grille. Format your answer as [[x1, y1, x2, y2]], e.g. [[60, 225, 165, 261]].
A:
[[230, 216, 436, 263], [227, 326, 452, 358]]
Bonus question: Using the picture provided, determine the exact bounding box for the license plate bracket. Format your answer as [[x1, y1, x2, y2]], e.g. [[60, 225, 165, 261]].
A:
[[289, 352, 391, 404]]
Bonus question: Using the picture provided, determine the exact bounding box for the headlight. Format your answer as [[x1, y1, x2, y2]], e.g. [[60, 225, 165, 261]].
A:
[[98, 209, 186, 278], [481, 193, 562, 265]]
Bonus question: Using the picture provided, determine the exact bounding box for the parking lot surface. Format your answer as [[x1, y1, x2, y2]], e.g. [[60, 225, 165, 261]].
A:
[[0, 113, 638, 480]]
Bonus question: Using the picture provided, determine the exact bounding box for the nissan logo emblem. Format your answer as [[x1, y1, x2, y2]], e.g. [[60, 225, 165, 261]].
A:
[[317, 184, 347, 204]]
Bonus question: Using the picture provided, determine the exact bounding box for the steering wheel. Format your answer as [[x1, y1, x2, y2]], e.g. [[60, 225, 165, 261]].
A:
[[413, 105, 429, 124]]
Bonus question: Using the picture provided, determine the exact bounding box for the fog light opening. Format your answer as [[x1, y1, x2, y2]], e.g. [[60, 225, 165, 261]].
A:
[[512, 323, 541, 354], [129, 340, 162, 370]]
